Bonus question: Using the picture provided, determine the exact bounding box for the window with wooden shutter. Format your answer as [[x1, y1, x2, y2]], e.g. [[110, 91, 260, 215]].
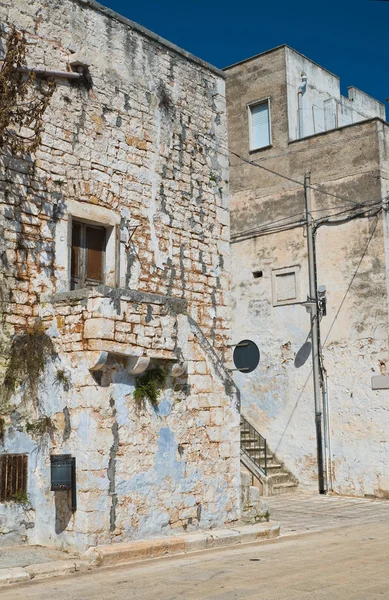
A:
[[71, 221, 106, 290], [0, 454, 28, 502], [249, 100, 271, 150]]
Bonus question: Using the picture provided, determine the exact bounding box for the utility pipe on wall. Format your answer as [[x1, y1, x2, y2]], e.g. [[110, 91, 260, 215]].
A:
[[18, 67, 82, 79], [304, 170, 326, 494], [298, 73, 307, 139]]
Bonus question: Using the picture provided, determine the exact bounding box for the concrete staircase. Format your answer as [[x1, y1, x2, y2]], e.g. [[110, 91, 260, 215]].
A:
[[240, 415, 298, 497]]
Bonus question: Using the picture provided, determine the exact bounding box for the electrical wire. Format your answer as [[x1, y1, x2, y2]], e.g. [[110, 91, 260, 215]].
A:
[[230, 211, 305, 240], [315, 200, 384, 229], [231, 197, 386, 242], [321, 215, 380, 349], [229, 145, 389, 241], [311, 198, 384, 214], [230, 150, 381, 207]]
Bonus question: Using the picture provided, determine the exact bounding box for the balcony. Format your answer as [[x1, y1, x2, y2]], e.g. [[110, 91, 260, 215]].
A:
[[42, 285, 187, 376]]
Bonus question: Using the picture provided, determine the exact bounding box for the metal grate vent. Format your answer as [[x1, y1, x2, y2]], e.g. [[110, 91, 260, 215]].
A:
[[0, 454, 28, 502]]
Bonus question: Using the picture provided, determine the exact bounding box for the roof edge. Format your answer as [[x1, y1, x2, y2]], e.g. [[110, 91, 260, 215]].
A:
[[223, 44, 339, 81], [223, 45, 287, 71], [347, 86, 386, 109], [288, 116, 388, 145], [72, 0, 225, 78]]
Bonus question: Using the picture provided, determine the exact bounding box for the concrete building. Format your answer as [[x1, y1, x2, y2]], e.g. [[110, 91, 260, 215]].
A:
[[0, 0, 241, 551], [226, 46, 389, 497]]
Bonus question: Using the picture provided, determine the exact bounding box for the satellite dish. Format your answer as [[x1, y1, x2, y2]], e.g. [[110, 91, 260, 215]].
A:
[[233, 339, 260, 373]]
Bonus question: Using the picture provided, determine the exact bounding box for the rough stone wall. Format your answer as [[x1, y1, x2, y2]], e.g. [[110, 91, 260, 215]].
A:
[[226, 51, 389, 497], [0, 0, 240, 550], [45, 287, 183, 359]]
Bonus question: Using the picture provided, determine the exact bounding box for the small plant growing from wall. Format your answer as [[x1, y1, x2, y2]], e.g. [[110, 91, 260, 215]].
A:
[[55, 369, 70, 391], [11, 490, 30, 505], [1, 320, 57, 411], [133, 367, 167, 411], [0, 26, 55, 155], [25, 415, 55, 439]]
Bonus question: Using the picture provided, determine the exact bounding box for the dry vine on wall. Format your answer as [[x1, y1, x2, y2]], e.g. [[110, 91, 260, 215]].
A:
[[0, 26, 55, 155], [0, 28, 58, 424]]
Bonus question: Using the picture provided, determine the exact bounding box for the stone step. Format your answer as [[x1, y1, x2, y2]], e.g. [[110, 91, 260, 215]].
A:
[[267, 472, 294, 485], [245, 450, 274, 461], [244, 447, 267, 455], [266, 463, 283, 472], [271, 482, 299, 495], [240, 416, 299, 497]]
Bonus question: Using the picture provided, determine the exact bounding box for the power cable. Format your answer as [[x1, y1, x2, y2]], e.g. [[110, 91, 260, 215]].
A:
[[312, 198, 385, 215], [231, 198, 386, 242], [230, 211, 305, 239], [230, 150, 381, 207], [315, 200, 384, 229], [321, 215, 380, 349]]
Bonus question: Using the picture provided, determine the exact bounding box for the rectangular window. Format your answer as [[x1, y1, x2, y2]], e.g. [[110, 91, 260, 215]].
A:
[[0, 454, 28, 503], [249, 100, 271, 150], [71, 221, 106, 290]]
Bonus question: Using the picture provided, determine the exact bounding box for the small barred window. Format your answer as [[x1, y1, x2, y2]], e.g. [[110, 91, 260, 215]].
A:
[[0, 454, 28, 502]]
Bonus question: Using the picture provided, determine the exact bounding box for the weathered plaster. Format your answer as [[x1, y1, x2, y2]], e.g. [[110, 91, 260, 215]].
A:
[[226, 49, 389, 497]]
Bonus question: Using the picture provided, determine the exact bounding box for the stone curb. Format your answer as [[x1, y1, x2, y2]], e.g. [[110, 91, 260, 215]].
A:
[[0, 559, 90, 587], [84, 521, 280, 567], [0, 521, 279, 587]]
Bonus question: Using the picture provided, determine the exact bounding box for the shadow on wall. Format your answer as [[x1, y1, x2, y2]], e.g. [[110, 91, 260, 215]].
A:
[[294, 340, 312, 368], [274, 333, 313, 455], [54, 491, 73, 534]]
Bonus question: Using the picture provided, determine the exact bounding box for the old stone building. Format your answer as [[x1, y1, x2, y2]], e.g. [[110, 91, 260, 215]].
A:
[[0, 0, 241, 551], [226, 46, 389, 497]]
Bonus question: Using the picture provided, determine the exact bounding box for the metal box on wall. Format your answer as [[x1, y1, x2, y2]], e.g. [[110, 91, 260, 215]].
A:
[[50, 454, 77, 511]]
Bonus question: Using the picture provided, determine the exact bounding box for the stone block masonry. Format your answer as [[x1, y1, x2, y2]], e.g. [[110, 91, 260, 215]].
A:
[[0, 0, 240, 551]]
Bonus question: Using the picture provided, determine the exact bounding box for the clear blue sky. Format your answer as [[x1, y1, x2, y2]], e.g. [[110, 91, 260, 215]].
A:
[[102, 0, 388, 116]]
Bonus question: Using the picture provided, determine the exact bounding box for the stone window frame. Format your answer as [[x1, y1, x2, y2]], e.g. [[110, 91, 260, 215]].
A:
[[56, 200, 120, 292], [271, 265, 301, 307]]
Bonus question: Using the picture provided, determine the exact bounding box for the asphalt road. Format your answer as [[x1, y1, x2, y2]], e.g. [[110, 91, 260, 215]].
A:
[[2, 520, 389, 600]]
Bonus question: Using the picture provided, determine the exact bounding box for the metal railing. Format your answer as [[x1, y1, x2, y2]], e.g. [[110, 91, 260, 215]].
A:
[[240, 414, 267, 476]]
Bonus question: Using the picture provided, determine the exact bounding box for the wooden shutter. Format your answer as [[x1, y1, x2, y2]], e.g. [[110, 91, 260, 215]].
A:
[[70, 221, 106, 289], [0, 454, 28, 502]]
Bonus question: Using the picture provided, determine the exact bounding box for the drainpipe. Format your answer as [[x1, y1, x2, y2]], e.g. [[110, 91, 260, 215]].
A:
[[304, 171, 326, 494], [298, 73, 307, 139]]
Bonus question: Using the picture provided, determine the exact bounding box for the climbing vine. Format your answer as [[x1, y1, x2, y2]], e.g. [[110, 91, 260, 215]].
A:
[[0, 320, 57, 411], [0, 27, 55, 154], [25, 415, 55, 439]]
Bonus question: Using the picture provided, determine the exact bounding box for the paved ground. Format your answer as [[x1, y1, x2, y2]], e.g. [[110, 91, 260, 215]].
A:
[[267, 491, 389, 536], [2, 492, 389, 599], [0, 545, 78, 569], [2, 520, 389, 599]]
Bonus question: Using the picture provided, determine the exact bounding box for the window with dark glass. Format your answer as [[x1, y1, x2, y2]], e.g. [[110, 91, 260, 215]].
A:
[[0, 454, 28, 502], [71, 221, 106, 290]]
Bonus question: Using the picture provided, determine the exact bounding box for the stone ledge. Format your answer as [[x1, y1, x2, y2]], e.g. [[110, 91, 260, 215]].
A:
[[48, 285, 188, 315]]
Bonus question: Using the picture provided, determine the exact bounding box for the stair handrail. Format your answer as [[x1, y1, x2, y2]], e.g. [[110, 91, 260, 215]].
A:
[[240, 414, 267, 476]]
